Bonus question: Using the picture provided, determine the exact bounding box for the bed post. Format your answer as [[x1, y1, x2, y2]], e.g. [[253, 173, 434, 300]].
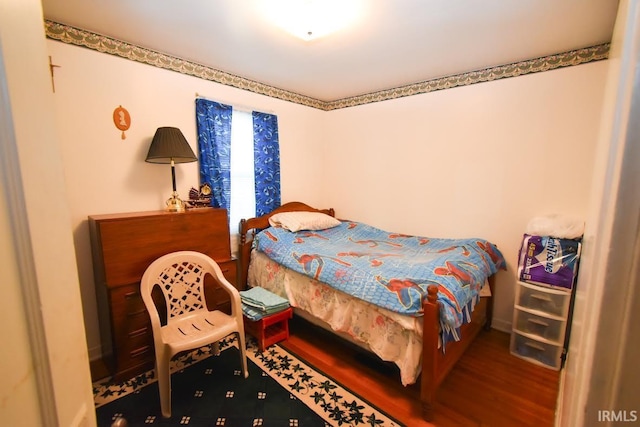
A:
[[239, 218, 252, 289], [420, 284, 440, 421]]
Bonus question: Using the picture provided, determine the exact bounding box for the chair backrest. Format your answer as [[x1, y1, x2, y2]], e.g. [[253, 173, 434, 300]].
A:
[[140, 251, 219, 323]]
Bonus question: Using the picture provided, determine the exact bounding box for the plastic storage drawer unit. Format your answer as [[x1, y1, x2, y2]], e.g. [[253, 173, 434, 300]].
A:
[[510, 331, 563, 370], [516, 281, 571, 317], [513, 307, 567, 343]]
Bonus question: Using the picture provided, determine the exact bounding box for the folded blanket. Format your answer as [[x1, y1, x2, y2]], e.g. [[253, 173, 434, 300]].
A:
[[241, 304, 290, 321], [240, 287, 290, 320]]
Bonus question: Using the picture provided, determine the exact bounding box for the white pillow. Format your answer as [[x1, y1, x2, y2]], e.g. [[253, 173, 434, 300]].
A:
[[268, 211, 341, 232]]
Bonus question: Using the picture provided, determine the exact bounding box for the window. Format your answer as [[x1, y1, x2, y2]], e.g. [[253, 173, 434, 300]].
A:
[[195, 98, 280, 238], [229, 110, 256, 234]]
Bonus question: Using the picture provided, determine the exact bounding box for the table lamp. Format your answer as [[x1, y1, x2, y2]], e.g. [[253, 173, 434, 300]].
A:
[[145, 127, 198, 212]]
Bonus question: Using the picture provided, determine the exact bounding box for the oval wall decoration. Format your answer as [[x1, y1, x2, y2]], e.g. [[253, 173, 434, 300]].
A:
[[113, 105, 131, 139]]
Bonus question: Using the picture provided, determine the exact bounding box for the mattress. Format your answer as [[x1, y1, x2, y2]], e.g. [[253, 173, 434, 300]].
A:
[[247, 249, 424, 386]]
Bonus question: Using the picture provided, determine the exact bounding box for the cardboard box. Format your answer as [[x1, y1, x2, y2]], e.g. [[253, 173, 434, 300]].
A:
[[517, 234, 581, 291]]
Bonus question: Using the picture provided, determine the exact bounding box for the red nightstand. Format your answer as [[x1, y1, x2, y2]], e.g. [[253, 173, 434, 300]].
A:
[[243, 307, 293, 352]]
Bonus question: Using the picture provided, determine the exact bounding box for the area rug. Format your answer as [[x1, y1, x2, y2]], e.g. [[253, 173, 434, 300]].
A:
[[93, 338, 402, 426]]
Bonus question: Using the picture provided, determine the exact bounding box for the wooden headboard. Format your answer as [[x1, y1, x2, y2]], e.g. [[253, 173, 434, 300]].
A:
[[238, 201, 335, 288]]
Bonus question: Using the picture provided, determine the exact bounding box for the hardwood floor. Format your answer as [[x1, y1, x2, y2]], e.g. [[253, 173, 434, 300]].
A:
[[280, 317, 561, 427]]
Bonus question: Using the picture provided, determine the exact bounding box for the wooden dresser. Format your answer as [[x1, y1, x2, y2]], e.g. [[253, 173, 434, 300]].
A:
[[88, 208, 237, 381]]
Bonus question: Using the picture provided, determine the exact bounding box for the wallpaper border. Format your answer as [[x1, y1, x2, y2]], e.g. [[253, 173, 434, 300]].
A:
[[45, 20, 609, 111]]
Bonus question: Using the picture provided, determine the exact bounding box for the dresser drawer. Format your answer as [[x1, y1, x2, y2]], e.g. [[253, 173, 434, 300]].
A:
[[510, 331, 563, 370], [513, 307, 567, 344], [515, 281, 571, 317], [115, 331, 153, 366], [110, 284, 144, 314], [113, 341, 153, 381], [122, 288, 147, 317]]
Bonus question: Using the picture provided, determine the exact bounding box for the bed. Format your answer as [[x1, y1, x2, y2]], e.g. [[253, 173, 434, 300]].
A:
[[238, 202, 505, 420]]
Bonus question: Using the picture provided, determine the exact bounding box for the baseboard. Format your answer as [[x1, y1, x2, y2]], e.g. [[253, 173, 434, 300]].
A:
[[491, 317, 512, 334]]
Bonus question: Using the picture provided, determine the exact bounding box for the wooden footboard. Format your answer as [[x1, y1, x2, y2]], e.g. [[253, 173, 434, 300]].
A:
[[239, 201, 495, 422], [420, 275, 495, 420]]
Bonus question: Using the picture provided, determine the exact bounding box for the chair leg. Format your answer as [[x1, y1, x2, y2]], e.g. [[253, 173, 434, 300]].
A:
[[156, 351, 173, 418], [237, 332, 249, 378]]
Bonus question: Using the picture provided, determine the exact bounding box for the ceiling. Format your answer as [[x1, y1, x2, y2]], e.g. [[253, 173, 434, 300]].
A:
[[41, 0, 619, 103]]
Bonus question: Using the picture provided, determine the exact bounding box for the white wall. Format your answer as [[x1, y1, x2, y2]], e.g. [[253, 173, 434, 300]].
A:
[[0, 123, 44, 426], [48, 38, 609, 360], [558, 1, 640, 425], [1, 0, 95, 425], [47, 40, 327, 360], [324, 62, 609, 331]]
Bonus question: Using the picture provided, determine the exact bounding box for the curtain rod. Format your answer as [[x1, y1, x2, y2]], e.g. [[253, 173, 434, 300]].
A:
[[194, 93, 275, 115]]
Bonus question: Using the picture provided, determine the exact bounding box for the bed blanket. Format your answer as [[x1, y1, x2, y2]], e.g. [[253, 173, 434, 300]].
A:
[[254, 221, 505, 340]]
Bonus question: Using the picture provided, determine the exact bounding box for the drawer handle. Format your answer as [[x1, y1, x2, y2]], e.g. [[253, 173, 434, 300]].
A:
[[130, 346, 150, 359], [128, 327, 148, 338], [527, 318, 549, 327], [124, 291, 139, 299], [524, 341, 545, 351], [127, 308, 147, 317], [530, 294, 552, 302]]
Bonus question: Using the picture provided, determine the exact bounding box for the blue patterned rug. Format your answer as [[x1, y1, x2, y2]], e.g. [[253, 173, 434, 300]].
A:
[[93, 338, 402, 426]]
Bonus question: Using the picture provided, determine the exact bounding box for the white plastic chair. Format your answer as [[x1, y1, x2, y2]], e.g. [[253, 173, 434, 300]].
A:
[[140, 251, 249, 418]]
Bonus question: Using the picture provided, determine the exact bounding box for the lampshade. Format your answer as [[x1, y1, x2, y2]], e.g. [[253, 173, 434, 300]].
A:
[[145, 127, 197, 164], [145, 127, 197, 212]]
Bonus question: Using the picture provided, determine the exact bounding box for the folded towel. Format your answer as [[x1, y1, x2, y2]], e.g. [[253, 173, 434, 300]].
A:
[[242, 304, 269, 321], [240, 287, 290, 319], [240, 286, 289, 307], [241, 296, 289, 311]]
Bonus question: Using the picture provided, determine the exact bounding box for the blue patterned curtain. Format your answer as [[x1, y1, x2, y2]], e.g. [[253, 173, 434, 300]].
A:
[[195, 99, 232, 211], [252, 111, 281, 216], [196, 99, 280, 219]]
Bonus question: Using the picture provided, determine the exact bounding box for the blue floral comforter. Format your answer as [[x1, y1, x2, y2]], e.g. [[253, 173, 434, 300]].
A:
[[253, 221, 505, 343]]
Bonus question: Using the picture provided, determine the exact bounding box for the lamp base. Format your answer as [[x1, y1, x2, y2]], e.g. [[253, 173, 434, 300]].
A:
[[165, 193, 187, 212]]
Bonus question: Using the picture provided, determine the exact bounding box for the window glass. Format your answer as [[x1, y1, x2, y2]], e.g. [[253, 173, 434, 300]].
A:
[[229, 110, 256, 234]]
